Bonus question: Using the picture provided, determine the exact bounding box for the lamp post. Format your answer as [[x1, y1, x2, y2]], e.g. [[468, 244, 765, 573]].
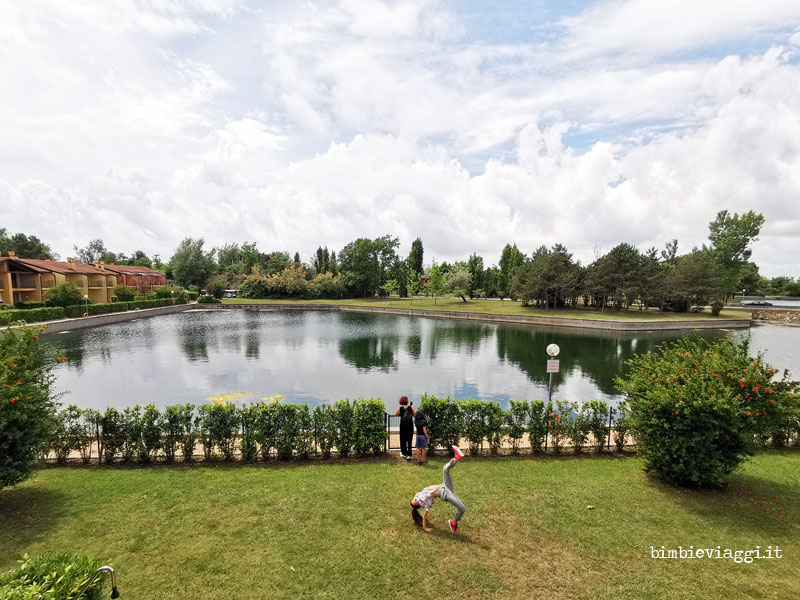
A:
[[83, 294, 89, 318], [546, 343, 560, 404]]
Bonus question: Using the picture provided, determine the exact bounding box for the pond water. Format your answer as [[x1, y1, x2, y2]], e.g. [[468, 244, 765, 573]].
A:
[[46, 310, 800, 411]]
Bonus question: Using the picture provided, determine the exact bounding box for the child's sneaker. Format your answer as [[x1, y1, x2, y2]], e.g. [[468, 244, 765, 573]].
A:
[[449, 519, 458, 534], [452, 445, 464, 461]]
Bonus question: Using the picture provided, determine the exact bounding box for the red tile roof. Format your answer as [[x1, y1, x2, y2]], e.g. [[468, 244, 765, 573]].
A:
[[2, 257, 108, 275], [103, 264, 165, 276]]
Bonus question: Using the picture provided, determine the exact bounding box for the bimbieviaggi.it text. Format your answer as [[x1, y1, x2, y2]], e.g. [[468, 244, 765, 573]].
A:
[[650, 546, 783, 564]]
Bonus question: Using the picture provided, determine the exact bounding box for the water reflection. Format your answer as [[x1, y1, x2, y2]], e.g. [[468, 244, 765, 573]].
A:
[[44, 310, 797, 411]]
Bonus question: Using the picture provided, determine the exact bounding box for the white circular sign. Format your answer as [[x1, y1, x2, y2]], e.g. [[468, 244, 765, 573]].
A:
[[546, 343, 560, 357]]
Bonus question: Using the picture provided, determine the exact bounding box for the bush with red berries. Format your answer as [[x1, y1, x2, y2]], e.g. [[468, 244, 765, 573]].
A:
[[616, 335, 797, 487]]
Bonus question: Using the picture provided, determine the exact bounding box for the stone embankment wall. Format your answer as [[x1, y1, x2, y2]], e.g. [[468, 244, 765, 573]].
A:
[[37, 303, 193, 335], [212, 303, 751, 332], [751, 309, 800, 324]]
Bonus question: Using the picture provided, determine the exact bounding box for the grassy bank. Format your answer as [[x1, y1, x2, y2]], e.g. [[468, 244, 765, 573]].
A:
[[222, 297, 751, 322], [2, 452, 797, 599]]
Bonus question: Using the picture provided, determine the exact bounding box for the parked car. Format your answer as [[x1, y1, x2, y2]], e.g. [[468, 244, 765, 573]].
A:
[[743, 300, 773, 307]]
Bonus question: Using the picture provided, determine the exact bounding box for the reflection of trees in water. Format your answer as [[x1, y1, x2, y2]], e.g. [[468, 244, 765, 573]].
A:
[[425, 320, 493, 360], [177, 320, 209, 362], [406, 335, 422, 359], [496, 325, 724, 396], [339, 336, 399, 371]]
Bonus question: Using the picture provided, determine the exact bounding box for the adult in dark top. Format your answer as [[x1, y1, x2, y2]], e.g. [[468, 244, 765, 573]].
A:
[[394, 396, 415, 460]]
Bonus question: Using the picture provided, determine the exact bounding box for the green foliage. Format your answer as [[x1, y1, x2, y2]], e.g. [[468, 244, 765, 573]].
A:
[[186, 290, 199, 301], [332, 399, 355, 457], [379, 278, 399, 298], [209, 282, 226, 299], [0, 326, 59, 490], [0, 307, 65, 325], [254, 402, 279, 461], [528, 400, 549, 453], [160, 404, 183, 463], [44, 281, 84, 308], [505, 400, 528, 454], [50, 405, 85, 465], [313, 404, 337, 459], [0, 228, 56, 259], [353, 397, 385, 457], [498, 243, 525, 300], [460, 399, 486, 455], [613, 402, 631, 452], [483, 401, 505, 454], [238, 404, 260, 463], [13, 301, 47, 310], [708, 210, 765, 297], [198, 402, 240, 460], [197, 295, 221, 304], [584, 400, 610, 452], [0, 551, 107, 600], [615, 335, 797, 487], [238, 265, 310, 299], [422, 263, 447, 304], [408, 238, 424, 275], [339, 235, 399, 298], [137, 404, 161, 462], [274, 404, 312, 460], [446, 265, 471, 302], [170, 237, 217, 289], [112, 285, 137, 302], [308, 272, 345, 299], [710, 300, 724, 316], [567, 402, 590, 454], [418, 394, 462, 455], [99, 408, 125, 464], [62, 298, 179, 318], [549, 400, 572, 454]]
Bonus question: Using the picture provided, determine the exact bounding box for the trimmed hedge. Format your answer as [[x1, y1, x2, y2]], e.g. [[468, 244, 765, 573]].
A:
[[0, 307, 65, 325], [12, 301, 48, 310], [63, 297, 185, 318]]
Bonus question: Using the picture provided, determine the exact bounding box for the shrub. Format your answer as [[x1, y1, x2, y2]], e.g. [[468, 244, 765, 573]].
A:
[[569, 402, 591, 454], [505, 400, 528, 454], [615, 335, 797, 487], [460, 399, 487, 455], [50, 405, 85, 465], [186, 290, 199, 301], [710, 300, 724, 316], [100, 408, 126, 464], [418, 394, 462, 456], [549, 400, 572, 454], [256, 402, 280, 461], [332, 399, 355, 457], [198, 402, 240, 460], [353, 397, 385, 457], [119, 406, 140, 463], [197, 295, 221, 304], [613, 402, 631, 452], [44, 281, 84, 308], [274, 404, 303, 460], [584, 400, 610, 452], [528, 400, 549, 453], [13, 301, 47, 310], [0, 551, 109, 600], [239, 404, 260, 463], [160, 404, 183, 463], [137, 404, 162, 462], [484, 401, 506, 454], [313, 404, 337, 459], [1, 326, 60, 490], [177, 403, 197, 462], [112, 285, 137, 302], [0, 307, 65, 325]]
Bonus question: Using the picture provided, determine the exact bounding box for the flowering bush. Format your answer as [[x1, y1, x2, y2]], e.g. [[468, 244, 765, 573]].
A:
[[0, 326, 60, 490], [615, 335, 797, 487]]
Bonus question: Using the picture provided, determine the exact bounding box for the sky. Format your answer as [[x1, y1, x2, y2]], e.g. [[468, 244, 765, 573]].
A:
[[1, 0, 799, 277]]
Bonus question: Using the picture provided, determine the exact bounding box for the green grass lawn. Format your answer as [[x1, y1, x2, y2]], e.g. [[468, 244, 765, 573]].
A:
[[2, 452, 797, 599], [223, 297, 751, 322]]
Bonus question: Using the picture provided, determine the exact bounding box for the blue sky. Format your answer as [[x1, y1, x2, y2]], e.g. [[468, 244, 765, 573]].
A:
[[1, 0, 800, 277]]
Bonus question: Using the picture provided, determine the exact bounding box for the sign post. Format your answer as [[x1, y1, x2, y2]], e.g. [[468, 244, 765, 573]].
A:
[[546, 344, 560, 403]]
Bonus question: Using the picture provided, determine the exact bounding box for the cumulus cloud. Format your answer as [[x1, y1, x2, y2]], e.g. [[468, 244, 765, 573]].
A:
[[1, 0, 799, 277]]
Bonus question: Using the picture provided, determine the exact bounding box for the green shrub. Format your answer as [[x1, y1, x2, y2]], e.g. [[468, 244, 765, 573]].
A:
[[177, 403, 196, 462], [119, 406, 140, 463], [0, 551, 108, 600], [186, 290, 199, 301], [198, 402, 240, 460], [1, 326, 60, 490], [418, 394, 462, 455], [137, 404, 161, 462], [484, 401, 505, 454], [160, 404, 183, 463], [100, 408, 126, 464], [710, 300, 724, 316], [239, 404, 260, 463], [615, 335, 797, 487], [550, 400, 572, 454], [584, 400, 610, 452], [505, 400, 528, 454], [313, 404, 337, 459], [568, 402, 590, 454], [0, 307, 65, 325], [112, 285, 137, 302], [197, 295, 221, 304], [274, 404, 303, 460], [460, 399, 486, 455], [613, 402, 631, 452], [13, 301, 47, 310], [353, 397, 385, 457], [50, 405, 85, 465], [332, 399, 355, 457], [255, 402, 279, 461], [44, 281, 83, 308], [528, 400, 549, 453]]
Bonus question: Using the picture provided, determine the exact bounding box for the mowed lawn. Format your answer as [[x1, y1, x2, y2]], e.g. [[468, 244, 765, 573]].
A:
[[1, 452, 798, 600], [224, 297, 752, 322]]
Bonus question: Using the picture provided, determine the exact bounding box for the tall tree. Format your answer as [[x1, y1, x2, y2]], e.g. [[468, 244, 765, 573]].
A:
[[0, 229, 56, 260], [499, 243, 525, 300], [169, 237, 217, 289], [708, 210, 765, 299], [423, 263, 447, 304], [408, 238, 424, 275], [466, 253, 484, 298], [73, 239, 109, 264]]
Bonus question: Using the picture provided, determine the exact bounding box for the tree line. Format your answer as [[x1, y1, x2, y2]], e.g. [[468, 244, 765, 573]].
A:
[[3, 210, 797, 311]]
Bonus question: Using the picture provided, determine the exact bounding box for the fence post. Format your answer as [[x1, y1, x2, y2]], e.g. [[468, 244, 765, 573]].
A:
[[607, 407, 613, 449], [385, 413, 389, 451]]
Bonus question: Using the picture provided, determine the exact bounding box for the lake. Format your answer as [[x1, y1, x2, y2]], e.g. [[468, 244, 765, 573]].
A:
[[47, 309, 800, 411]]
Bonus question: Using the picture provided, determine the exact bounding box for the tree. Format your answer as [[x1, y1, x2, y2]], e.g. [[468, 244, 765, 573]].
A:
[[406, 268, 421, 298], [0, 229, 56, 260], [423, 263, 447, 304], [708, 210, 765, 300], [169, 238, 217, 289], [380, 279, 399, 302], [44, 281, 84, 308], [112, 285, 137, 302], [466, 254, 484, 298], [446, 265, 471, 302], [1, 326, 60, 490], [265, 251, 291, 275], [293, 252, 301, 265], [408, 238, 424, 275], [338, 235, 399, 298], [498, 243, 525, 300], [73, 239, 109, 264], [662, 249, 723, 312], [585, 243, 646, 311]]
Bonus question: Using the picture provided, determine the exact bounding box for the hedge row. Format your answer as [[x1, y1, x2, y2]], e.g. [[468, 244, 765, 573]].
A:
[[48, 398, 386, 464], [0, 298, 187, 324]]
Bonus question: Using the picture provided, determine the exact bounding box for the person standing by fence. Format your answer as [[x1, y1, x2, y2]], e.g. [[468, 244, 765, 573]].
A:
[[394, 396, 415, 460], [414, 408, 428, 466]]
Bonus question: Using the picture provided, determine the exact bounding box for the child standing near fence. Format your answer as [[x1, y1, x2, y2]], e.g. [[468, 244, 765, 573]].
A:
[[414, 409, 428, 465]]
